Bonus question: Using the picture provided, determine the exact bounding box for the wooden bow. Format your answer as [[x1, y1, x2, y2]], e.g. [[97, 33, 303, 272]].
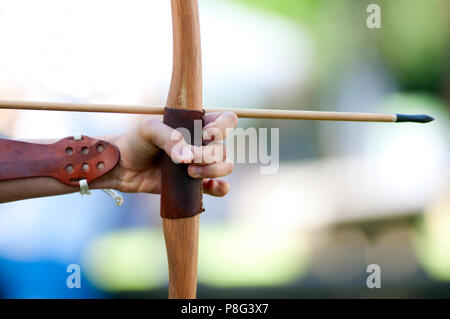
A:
[[161, 0, 202, 299]]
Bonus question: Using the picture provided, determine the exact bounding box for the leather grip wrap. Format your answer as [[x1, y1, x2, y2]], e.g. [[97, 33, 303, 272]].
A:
[[0, 136, 120, 187], [161, 107, 205, 219]]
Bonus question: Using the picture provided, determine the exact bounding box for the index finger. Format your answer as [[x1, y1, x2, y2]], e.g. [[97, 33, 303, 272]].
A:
[[203, 111, 239, 141]]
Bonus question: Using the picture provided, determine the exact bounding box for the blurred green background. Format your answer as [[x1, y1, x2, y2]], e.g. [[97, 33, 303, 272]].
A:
[[0, 0, 448, 298]]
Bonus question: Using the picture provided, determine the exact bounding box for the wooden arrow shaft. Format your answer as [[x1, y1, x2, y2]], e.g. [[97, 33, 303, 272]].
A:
[[0, 100, 399, 122]]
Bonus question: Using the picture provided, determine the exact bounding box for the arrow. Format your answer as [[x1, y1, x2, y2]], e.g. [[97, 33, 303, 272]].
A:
[[0, 100, 434, 123]]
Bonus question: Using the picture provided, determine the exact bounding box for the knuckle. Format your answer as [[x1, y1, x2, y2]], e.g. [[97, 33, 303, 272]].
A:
[[164, 136, 185, 156], [141, 118, 160, 134], [224, 111, 239, 126], [169, 129, 183, 142], [205, 127, 223, 141], [144, 117, 158, 126]]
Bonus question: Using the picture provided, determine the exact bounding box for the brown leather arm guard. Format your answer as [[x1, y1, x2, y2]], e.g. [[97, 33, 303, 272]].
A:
[[0, 135, 120, 187]]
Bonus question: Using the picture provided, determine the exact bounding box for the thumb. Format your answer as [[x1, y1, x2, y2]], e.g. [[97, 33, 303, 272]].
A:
[[138, 118, 194, 164]]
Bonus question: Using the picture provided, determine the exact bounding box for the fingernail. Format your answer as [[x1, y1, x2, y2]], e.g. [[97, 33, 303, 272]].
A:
[[203, 129, 216, 141], [180, 146, 193, 162], [190, 166, 202, 178]]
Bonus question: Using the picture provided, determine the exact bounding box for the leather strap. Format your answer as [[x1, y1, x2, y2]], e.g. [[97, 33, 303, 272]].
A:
[[0, 136, 120, 187], [160, 107, 205, 219]]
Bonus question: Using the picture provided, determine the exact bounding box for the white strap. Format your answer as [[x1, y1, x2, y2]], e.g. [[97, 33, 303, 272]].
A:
[[78, 179, 124, 207], [75, 134, 124, 207], [102, 189, 124, 207], [79, 179, 91, 195]]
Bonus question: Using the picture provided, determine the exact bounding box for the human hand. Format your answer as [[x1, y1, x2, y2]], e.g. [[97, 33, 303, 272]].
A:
[[95, 112, 238, 197]]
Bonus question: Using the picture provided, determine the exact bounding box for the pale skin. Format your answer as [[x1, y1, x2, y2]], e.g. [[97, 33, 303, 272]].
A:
[[0, 111, 238, 204]]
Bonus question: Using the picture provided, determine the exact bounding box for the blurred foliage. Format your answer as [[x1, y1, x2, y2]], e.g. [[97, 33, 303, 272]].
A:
[[415, 198, 450, 281], [378, 0, 449, 91], [233, 0, 450, 92], [82, 228, 167, 292], [198, 224, 309, 287]]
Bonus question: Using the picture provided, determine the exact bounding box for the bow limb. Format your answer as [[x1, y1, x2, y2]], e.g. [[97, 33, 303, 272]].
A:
[[161, 0, 202, 299]]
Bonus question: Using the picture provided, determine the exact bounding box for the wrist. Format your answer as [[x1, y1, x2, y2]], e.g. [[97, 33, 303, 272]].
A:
[[89, 134, 123, 191]]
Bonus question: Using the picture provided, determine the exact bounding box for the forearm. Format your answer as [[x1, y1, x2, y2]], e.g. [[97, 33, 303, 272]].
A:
[[0, 177, 76, 203]]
